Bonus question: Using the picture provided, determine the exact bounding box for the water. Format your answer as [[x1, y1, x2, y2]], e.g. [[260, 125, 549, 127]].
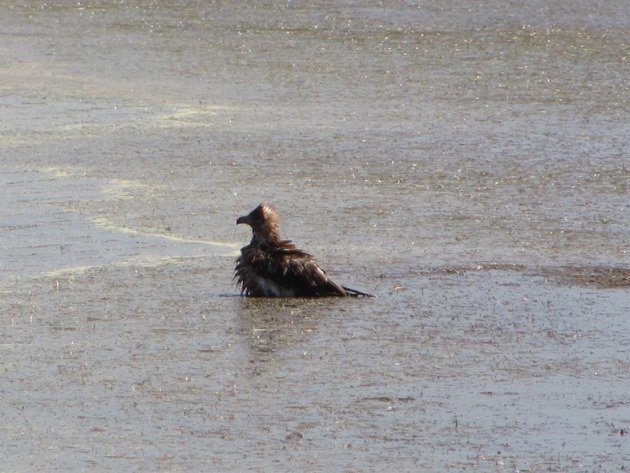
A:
[[1, 1, 628, 471]]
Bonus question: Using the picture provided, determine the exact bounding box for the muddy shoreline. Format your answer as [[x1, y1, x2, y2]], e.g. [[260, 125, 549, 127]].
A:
[[415, 264, 630, 289]]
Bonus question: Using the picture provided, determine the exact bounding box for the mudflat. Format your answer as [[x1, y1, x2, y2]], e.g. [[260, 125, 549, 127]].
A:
[[1, 2, 628, 471]]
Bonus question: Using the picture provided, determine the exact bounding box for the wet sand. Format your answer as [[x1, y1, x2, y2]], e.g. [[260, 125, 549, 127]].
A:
[[1, 2, 628, 471]]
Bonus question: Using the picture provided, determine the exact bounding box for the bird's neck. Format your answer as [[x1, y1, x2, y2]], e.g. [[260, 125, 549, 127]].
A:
[[251, 226, 281, 245]]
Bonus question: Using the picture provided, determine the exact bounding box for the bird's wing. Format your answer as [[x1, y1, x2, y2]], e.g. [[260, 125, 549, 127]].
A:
[[259, 246, 347, 297]]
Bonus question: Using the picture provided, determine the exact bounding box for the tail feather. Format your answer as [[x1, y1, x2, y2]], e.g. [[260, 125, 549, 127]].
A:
[[342, 286, 375, 298]]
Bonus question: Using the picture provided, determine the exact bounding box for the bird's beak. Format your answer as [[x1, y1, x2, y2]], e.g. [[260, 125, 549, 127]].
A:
[[236, 215, 249, 225]]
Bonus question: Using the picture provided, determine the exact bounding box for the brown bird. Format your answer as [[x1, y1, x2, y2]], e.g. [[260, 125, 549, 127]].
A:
[[235, 203, 373, 298]]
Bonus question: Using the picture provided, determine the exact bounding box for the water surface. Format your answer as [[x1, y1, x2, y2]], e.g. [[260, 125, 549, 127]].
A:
[[1, 1, 628, 471]]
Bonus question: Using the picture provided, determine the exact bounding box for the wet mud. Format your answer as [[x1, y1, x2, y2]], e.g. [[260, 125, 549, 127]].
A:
[[542, 266, 630, 289], [1, 1, 628, 472]]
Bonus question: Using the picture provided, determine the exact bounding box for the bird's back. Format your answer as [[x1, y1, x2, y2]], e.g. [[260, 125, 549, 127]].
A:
[[235, 239, 348, 297]]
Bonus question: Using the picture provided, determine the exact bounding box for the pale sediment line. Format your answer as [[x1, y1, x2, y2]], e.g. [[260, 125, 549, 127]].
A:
[[37, 254, 218, 280], [34, 168, 239, 251], [102, 178, 152, 199], [91, 216, 239, 251], [38, 166, 76, 178]]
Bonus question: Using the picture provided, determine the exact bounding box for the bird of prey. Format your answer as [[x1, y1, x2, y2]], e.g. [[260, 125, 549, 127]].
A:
[[235, 203, 373, 298]]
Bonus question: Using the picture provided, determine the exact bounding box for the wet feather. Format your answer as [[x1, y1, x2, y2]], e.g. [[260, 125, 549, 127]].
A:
[[235, 203, 373, 298]]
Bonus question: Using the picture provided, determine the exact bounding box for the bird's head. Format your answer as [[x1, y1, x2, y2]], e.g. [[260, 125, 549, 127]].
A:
[[237, 202, 281, 242]]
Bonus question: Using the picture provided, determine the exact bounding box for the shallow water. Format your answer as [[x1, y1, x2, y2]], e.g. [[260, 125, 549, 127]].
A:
[[1, 1, 628, 471]]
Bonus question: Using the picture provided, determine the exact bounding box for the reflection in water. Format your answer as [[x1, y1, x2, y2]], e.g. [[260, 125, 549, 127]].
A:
[[235, 298, 327, 357]]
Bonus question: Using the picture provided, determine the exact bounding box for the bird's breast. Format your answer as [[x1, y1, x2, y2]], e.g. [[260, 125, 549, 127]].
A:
[[255, 276, 296, 297]]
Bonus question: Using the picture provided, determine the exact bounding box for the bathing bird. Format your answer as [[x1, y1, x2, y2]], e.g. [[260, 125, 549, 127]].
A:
[[235, 203, 373, 298]]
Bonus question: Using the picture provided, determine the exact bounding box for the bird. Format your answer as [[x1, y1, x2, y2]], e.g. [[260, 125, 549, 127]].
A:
[[235, 203, 373, 298]]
